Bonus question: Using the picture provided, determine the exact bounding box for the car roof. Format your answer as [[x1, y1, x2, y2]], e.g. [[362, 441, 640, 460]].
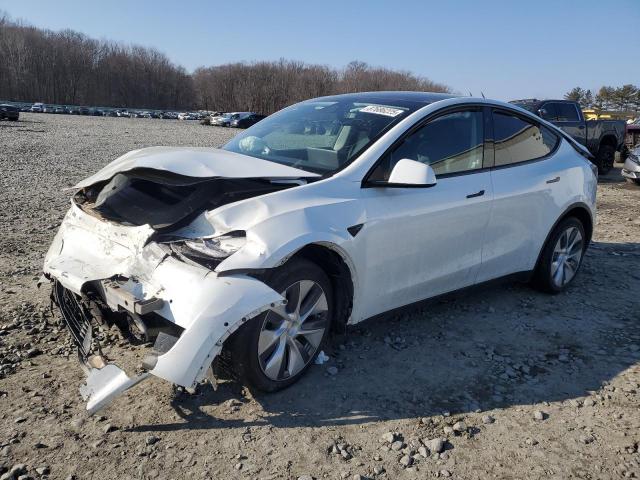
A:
[[313, 91, 456, 104], [295, 91, 457, 112]]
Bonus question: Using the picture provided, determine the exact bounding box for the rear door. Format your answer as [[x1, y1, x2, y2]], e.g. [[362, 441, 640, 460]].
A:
[[477, 108, 564, 282]]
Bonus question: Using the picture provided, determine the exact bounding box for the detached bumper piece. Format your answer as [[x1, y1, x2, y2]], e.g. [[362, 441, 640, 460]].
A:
[[51, 280, 160, 414], [80, 365, 150, 415]]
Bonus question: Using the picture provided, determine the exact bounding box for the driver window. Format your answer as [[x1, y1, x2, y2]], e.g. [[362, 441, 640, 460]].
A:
[[369, 110, 484, 181]]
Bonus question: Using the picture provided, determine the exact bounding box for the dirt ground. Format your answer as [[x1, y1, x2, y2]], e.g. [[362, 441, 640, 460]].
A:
[[0, 113, 639, 480]]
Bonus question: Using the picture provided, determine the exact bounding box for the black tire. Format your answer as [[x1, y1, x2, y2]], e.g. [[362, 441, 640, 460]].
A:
[[596, 144, 615, 175], [627, 178, 640, 186], [532, 217, 586, 294], [226, 258, 333, 392]]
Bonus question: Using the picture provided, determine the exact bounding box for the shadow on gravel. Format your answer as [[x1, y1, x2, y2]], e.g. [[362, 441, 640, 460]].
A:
[[598, 164, 627, 185], [0, 118, 43, 125], [129, 241, 640, 433]]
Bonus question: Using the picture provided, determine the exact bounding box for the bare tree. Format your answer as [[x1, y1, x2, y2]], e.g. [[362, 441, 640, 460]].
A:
[[193, 60, 449, 115], [0, 14, 195, 110], [0, 13, 449, 113]]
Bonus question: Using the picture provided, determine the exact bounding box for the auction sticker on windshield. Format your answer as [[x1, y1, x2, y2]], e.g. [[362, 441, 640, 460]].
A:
[[359, 105, 405, 117]]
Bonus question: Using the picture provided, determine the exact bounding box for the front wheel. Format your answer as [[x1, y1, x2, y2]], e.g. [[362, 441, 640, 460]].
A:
[[532, 217, 586, 293], [226, 258, 333, 392]]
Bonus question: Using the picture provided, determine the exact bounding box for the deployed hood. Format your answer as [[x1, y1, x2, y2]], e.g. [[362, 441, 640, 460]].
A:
[[73, 147, 319, 230], [74, 147, 319, 189]]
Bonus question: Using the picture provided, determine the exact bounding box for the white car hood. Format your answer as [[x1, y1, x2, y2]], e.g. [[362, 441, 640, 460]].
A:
[[74, 146, 319, 189]]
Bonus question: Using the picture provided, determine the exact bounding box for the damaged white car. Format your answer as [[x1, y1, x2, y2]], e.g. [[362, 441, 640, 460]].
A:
[[43, 92, 597, 413]]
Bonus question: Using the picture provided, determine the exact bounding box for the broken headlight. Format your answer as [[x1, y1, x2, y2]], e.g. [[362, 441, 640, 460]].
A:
[[169, 231, 246, 269], [183, 233, 246, 259]]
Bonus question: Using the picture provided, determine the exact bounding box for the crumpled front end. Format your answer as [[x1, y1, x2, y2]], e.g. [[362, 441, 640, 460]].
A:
[[44, 202, 284, 414]]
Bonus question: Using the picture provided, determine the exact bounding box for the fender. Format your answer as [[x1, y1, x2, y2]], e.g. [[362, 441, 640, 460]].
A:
[[532, 201, 594, 272]]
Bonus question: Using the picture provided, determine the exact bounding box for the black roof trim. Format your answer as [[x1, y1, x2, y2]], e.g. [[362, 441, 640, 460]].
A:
[[308, 91, 458, 105]]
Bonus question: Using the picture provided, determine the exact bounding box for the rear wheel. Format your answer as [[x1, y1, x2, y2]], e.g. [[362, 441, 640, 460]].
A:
[[226, 258, 333, 392], [596, 144, 615, 175], [627, 178, 640, 186], [532, 217, 586, 293]]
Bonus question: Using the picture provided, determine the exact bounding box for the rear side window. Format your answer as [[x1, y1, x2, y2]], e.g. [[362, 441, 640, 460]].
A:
[[493, 111, 559, 166], [556, 103, 580, 122]]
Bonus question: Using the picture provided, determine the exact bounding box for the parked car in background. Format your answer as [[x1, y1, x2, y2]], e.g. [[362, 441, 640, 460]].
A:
[[159, 111, 177, 119], [0, 104, 19, 121], [116, 110, 130, 118], [230, 113, 267, 128], [510, 99, 626, 174], [621, 145, 640, 185], [43, 92, 597, 413], [625, 118, 640, 151], [211, 112, 242, 127], [30, 102, 44, 113]]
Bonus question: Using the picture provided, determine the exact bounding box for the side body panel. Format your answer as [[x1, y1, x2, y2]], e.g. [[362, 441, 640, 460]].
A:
[[478, 140, 596, 282], [355, 173, 493, 319]]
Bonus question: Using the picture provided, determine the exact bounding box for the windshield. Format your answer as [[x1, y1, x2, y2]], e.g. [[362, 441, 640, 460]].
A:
[[223, 99, 415, 174]]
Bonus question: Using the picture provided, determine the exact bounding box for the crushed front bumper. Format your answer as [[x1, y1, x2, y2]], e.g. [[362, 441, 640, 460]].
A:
[[45, 203, 284, 414]]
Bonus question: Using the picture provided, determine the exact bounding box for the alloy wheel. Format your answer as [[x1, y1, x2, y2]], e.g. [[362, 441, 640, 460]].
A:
[[258, 280, 329, 381], [550, 226, 584, 288]]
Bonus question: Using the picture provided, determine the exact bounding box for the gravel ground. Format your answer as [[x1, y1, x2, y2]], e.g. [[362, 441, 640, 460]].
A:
[[0, 113, 639, 480]]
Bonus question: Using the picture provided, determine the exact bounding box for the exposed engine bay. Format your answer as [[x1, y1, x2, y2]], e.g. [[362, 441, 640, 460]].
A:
[[73, 168, 302, 230]]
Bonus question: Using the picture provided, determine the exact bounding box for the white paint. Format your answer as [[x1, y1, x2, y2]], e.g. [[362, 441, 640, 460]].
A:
[[44, 96, 597, 413], [387, 159, 437, 186], [73, 146, 319, 189]]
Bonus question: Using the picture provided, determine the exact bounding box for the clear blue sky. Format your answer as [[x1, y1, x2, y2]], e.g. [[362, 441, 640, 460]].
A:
[[2, 0, 639, 100]]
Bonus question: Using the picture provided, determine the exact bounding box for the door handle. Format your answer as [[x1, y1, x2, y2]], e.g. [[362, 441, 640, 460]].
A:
[[546, 176, 560, 184], [466, 189, 485, 199]]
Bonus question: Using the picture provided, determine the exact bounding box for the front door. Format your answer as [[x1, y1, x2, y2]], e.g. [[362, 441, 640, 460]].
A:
[[357, 108, 493, 319]]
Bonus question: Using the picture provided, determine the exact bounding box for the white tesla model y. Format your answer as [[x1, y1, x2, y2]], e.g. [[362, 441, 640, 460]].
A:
[[43, 92, 597, 413]]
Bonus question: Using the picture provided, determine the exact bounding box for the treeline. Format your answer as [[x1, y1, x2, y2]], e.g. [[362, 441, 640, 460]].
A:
[[192, 60, 450, 114], [564, 85, 640, 112], [0, 13, 449, 113], [0, 15, 194, 109]]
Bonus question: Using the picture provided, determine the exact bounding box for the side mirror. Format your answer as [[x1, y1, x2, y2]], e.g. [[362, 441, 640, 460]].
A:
[[386, 159, 437, 187]]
